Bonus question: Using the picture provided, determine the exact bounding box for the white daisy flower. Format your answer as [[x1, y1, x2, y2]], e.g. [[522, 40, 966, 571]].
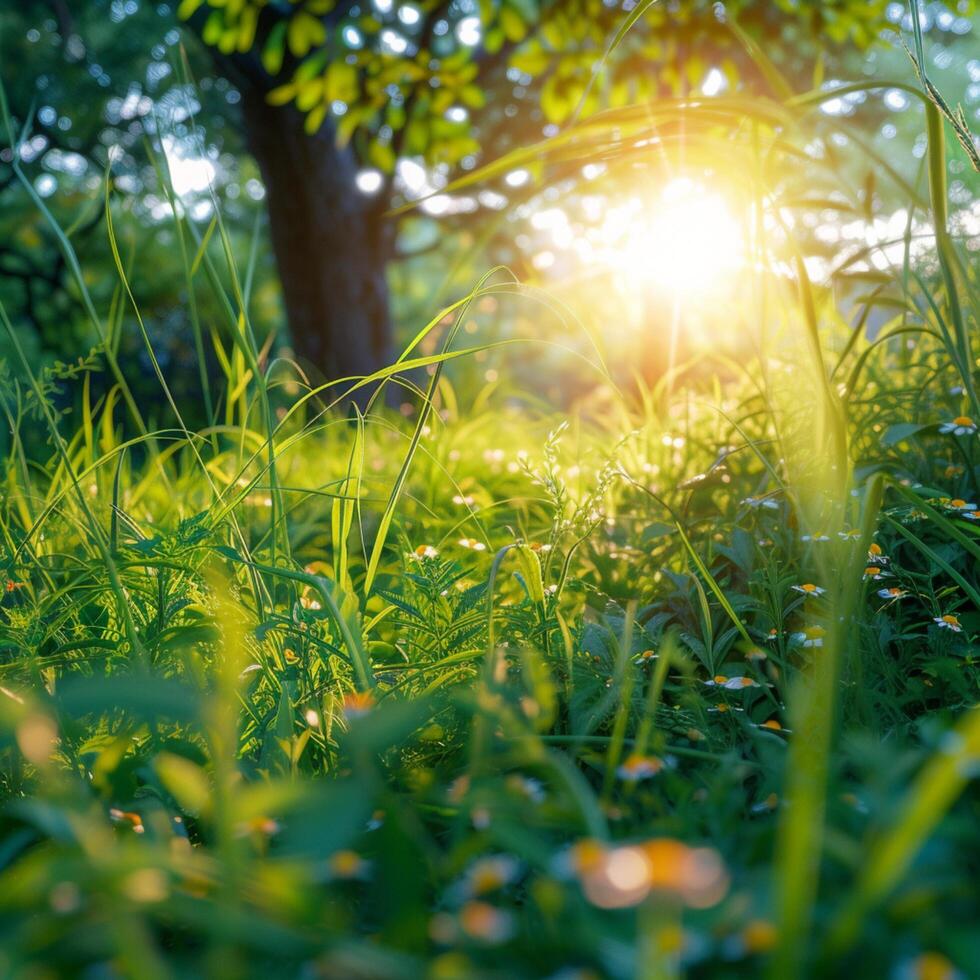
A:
[[934, 615, 962, 632], [408, 545, 439, 561], [616, 754, 668, 781], [938, 416, 977, 436], [863, 566, 889, 581], [757, 719, 787, 733], [461, 855, 521, 897], [792, 583, 825, 597], [750, 792, 779, 814], [458, 537, 487, 551], [703, 675, 760, 690], [743, 495, 779, 510], [877, 587, 908, 600], [867, 543, 888, 564], [946, 498, 977, 511]]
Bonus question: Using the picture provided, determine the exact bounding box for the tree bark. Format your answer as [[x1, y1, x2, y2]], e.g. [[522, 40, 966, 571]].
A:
[[239, 83, 392, 403]]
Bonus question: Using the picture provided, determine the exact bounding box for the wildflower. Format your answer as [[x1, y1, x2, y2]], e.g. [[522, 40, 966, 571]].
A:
[[838, 528, 861, 541], [366, 810, 385, 831], [458, 537, 487, 551], [634, 839, 728, 908], [863, 566, 889, 581], [790, 625, 825, 648], [634, 648, 657, 665], [745, 646, 767, 662], [327, 850, 370, 880], [934, 615, 962, 633], [896, 952, 961, 980], [458, 901, 514, 944], [342, 690, 375, 720], [878, 587, 908, 600], [528, 541, 552, 552], [759, 719, 784, 732], [765, 628, 780, 641], [743, 495, 778, 510], [751, 792, 779, 814], [792, 583, 825, 597], [463, 856, 520, 896], [867, 542, 888, 564], [408, 544, 439, 561], [703, 675, 760, 690], [452, 493, 475, 506], [963, 511, 980, 521], [938, 416, 977, 436], [801, 532, 830, 543], [553, 839, 607, 879], [109, 808, 144, 834], [616, 754, 666, 781]]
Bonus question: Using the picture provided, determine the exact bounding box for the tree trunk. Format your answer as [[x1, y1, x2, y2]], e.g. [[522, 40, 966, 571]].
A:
[[239, 83, 392, 403]]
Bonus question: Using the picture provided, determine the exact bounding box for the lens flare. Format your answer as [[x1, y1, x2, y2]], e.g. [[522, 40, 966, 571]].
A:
[[622, 177, 744, 296]]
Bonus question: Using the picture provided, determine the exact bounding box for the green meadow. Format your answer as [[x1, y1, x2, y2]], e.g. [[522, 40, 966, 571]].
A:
[[0, 0, 978, 977]]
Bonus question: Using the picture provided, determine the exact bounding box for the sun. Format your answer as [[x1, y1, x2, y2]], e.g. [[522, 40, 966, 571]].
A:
[[619, 177, 745, 297]]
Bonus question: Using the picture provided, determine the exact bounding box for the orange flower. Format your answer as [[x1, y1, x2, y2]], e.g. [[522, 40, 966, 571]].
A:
[[109, 808, 145, 834], [342, 690, 375, 720]]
